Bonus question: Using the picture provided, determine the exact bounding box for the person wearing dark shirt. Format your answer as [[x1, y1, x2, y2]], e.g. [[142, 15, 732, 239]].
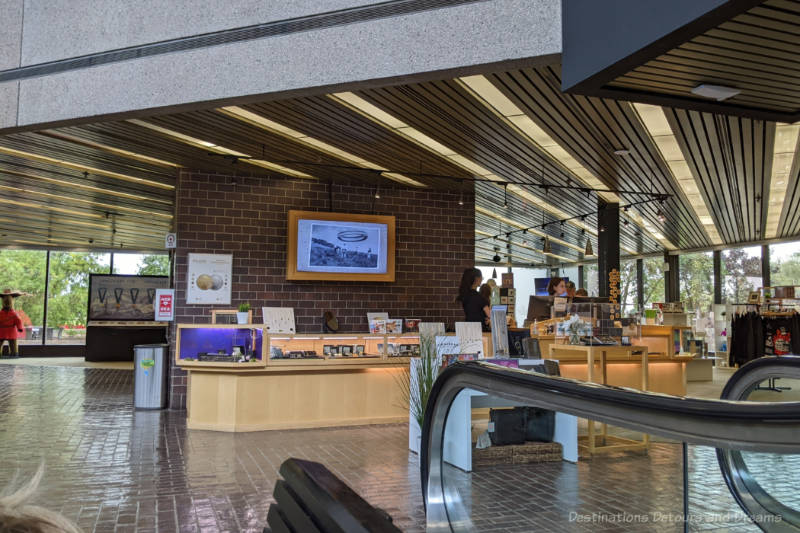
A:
[[456, 268, 490, 330]]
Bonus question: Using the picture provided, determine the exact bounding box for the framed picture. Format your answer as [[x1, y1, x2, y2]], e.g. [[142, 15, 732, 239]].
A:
[[340, 345, 353, 356], [369, 319, 386, 334], [748, 291, 760, 304], [354, 345, 365, 356], [287, 210, 395, 282], [186, 253, 232, 304], [88, 274, 169, 321], [385, 318, 403, 334], [404, 318, 420, 332], [323, 345, 334, 356]]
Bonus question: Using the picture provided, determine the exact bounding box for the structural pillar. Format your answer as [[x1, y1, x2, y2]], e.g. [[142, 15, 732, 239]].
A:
[[761, 244, 771, 289], [597, 201, 620, 298], [713, 250, 722, 305], [578, 265, 585, 289], [665, 252, 679, 303], [636, 258, 644, 312]]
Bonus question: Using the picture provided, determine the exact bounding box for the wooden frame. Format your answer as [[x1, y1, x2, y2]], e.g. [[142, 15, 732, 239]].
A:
[[286, 210, 395, 282], [211, 309, 252, 324]]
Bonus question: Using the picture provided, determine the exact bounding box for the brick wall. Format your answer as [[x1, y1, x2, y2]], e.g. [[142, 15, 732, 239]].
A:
[[168, 170, 474, 409]]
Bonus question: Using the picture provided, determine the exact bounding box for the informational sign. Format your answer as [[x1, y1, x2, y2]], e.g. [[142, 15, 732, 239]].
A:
[[455, 321, 484, 358], [165, 233, 177, 249], [155, 289, 175, 321], [88, 274, 169, 321], [186, 253, 232, 304]]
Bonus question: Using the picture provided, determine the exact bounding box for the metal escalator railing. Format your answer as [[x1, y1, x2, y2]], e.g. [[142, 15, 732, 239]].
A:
[[421, 356, 800, 532]]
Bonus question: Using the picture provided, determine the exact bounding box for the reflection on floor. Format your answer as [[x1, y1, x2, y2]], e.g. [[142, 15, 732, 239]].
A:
[[0, 364, 796, 532], [0, 356, 133, 370]]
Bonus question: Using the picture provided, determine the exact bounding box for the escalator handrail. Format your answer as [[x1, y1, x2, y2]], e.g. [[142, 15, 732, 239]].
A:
[[421, 356, 800, 530]]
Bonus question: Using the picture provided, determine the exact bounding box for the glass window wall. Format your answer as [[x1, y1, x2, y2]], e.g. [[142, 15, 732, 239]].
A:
[[619, 259, 639, 316], [112, 253, 170, 276], [769, 241, 800, 287], [46, 252, 110, 345], [722, 246, 762, 304], [584, 263, 599, 297], [0, 250, 47, 345], [679, 252, 714, 314], [642, 257, 666, 308]]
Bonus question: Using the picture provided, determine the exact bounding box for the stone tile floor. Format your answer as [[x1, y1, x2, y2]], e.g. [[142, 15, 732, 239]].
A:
[[0, 364, 796, 532]]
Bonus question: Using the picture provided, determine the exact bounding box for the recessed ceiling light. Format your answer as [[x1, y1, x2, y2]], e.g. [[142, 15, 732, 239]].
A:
[[690, 84, 741, 101], [613, 149, 631, 156]]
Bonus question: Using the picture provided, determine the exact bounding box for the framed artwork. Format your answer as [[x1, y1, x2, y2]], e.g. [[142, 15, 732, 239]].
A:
[[88, 274, 169, 321], [747, 291, 760, 304], [354, 345, 365, 356], [186, 253, 232, 304], [286, 210, 395, 282], [323, 345, 334, 356]]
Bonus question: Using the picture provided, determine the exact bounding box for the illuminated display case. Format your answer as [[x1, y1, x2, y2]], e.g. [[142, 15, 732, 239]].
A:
[[176, 324, 266, 368], [267, 333, 420, 362]]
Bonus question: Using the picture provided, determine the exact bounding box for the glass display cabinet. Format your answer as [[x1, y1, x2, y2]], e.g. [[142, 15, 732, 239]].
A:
[[267, 333, 420, 362], [176, 324, 266, 368]]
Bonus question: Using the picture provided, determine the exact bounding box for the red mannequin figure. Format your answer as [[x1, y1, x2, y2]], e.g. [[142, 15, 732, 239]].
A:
[[0, 289, 25, 358]]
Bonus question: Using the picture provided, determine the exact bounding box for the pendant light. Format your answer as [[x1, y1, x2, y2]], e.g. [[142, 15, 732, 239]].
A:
[[491, 267, 497, 279], [584, 238, 594, 257]]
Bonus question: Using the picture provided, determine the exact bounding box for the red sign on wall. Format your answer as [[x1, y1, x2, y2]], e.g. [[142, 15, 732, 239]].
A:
[[155, 289, 175, 321]]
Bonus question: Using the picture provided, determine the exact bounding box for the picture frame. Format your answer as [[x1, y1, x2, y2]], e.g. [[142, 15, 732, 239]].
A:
[[286, 210, 396, 282], [323, 345, 334, 356], [385, 318, 403, 334], [354, 345, 365, 356], [747, 291, 760, 304], [340, 345, 353, 356], [88, 274, 169, 321]]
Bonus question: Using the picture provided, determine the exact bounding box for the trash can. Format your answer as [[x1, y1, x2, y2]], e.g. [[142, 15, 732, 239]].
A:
[[134, 344, 168, 409]]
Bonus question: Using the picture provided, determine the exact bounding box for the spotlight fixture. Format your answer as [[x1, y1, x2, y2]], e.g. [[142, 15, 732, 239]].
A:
[[492, 247, 501, 263], [559, 232, 564, 238], [88, 238, 94, 244], [375, 191, 381, 199], [599, 226, 606, 233], [584, 239, 594, 257], [623, 219, 629, 227], [657, 209, 666, 223], [613, 149, 631, 156]]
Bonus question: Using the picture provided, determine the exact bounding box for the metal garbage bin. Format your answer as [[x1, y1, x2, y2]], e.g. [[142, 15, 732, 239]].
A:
[[134, 344, 168, 409]]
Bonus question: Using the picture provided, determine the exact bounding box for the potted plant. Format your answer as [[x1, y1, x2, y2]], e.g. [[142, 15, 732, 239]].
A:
[[396, 333, 439, 453], [236, 302, 251, 325]]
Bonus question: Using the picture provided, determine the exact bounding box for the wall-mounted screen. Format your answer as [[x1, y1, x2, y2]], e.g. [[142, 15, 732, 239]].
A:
[[286, 210, 395, 282], [88, 274, 170, 321], [534, 277, 570, 296]]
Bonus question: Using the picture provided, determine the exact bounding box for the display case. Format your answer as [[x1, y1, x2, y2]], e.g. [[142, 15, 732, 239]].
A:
[[267, 333, 420, 362], [176, 324, 266, 368]]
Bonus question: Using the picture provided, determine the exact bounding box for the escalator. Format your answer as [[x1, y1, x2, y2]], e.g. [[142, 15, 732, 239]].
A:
[[421, 356, 800, 532]]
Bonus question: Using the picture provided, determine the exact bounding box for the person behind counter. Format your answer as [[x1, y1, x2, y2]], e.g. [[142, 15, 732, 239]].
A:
[[456, 267, 490, 330], [547, 276, 568, 297], [575, 288, 588, 297], [566, 281, 576, 298]]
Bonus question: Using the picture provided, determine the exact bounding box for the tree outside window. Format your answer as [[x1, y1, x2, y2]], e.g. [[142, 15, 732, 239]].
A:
[[46, 252, 110, 344], [769, 241, 800, 287], [618, 259, 639, 316], [679, 252, 713, 313], [113, 253, 170, 276], [721, 246, 762, 304], [0, 250, 47, 345], [584, 263, 599, 297], [642, 257, 665, 308]]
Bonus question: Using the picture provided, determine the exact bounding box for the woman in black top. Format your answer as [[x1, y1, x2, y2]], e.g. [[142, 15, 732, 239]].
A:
[[456, 267, 490, 330]]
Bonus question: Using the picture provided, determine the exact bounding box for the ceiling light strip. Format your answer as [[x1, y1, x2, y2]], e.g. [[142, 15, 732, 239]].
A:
[[765, 123, 800, 239], [0, 169, 172, 205], [128, 119, 314, 179], [632, 103, 720, 246], [0, 145, 174, 191], [329, 92, 594, 233], [39, 130, 181, 168], [0, 184, 172, 219], [218, 106, 426, 187]]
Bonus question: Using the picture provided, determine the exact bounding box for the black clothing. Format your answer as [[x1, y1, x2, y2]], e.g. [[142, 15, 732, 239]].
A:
[[729, 312, 800, 366], [461, 290, 489, 329]]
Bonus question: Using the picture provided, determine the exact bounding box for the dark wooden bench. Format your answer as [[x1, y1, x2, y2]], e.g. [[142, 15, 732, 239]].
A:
[[264, 458, 402, 533]]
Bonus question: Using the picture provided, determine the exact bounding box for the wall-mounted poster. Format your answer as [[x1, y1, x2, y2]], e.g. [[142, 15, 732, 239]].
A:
[[287, 210, 395, 282], [88, 274, 169, 321], [186, 253, 232, 304]]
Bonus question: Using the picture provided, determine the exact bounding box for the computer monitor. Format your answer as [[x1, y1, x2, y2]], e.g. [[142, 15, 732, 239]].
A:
[[527, 295, 555, 321]]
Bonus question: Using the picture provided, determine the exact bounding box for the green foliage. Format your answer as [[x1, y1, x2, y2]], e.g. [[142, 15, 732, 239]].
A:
[[721, 248, 762, 304], [771, 251, 800, 286], [136, 254, 170, 276], [680, 252, 713, 312], [0, 250, 47, 325], [396, 333, 439, 431], [238, 302, 251, 312], [642, 257, 666, 307]]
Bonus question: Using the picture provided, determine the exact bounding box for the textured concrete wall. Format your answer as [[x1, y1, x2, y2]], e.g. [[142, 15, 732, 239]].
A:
[[0, 0, 562, 132], [167, 170, 475, 409], [0, 0, 23, 129], [20, 0, 379, 64]]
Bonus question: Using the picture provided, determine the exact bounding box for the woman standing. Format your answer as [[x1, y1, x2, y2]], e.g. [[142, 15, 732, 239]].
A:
[[456, 268, 491, 330]]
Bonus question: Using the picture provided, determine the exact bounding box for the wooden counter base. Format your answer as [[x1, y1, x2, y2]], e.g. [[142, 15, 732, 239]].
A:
[[186, 362, 409, 432]]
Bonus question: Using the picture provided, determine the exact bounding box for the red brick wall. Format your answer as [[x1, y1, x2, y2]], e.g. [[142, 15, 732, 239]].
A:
[[168, 170, 474, 409]]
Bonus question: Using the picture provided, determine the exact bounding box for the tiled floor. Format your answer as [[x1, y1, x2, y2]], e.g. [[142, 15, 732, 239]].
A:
[[0, 363, 796, 532]]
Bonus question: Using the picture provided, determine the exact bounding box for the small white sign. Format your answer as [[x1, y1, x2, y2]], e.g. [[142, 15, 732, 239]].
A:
[[165, 233, 177, 249], [154, 289, 175, 321]]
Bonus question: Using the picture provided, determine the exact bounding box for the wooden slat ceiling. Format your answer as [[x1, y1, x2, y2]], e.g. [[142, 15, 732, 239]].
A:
[[608, 0, 800, 120], [0, 61, 797, 260]]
